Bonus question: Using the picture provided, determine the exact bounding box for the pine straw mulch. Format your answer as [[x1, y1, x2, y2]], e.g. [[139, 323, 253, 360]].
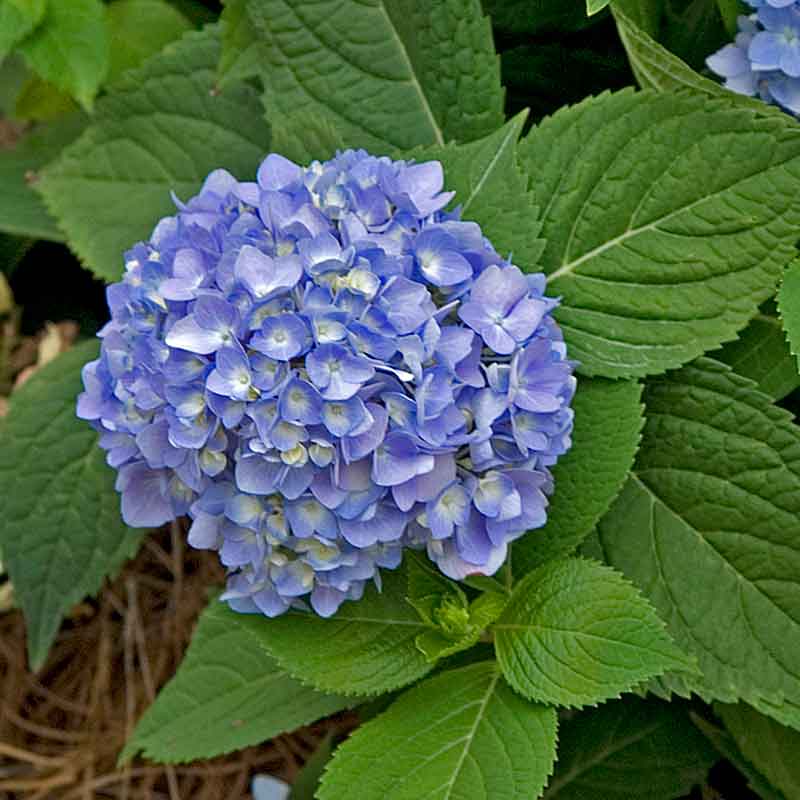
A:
[[0, 523, 357, 800]]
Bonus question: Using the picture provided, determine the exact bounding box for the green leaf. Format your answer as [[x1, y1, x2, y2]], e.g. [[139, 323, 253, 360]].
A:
[[245, 0, 504, 151], [17, 0, 109, 111], [693, 714, 787, 800], [611, 5, 727, 94], [596, 357, 800, 729], [587, 0, 611, 15], [36, 26, 270, 283], [717, 704, 800, 800], [543, 696, 717, 799], [714, 306, 800, 401], [0, 113, 86, 241], [106, 0, 192, 85], [612, 2, 780, 116], [494, 558, 695, 708], [519, 88, 800, 378], [218, 0, 265, 89], [318, 662, 557, 800], [290, 733, 335, 800], [122, 600, 349, 763], [0, 0, 45, 59], [512, 377, 643, 578], [234, 566, 433, 697], [0, 341, 144, 670], [421, 112, 545, 275], [270, 111, 346, 165], [14, 75, 77, 122], [778, 259, 800, 377]]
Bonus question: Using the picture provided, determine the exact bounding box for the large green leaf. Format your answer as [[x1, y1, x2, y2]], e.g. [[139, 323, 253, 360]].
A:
[[714, 306, 800, 401], [717, 704, 800, 800], [543, 696, 717, 799], [421, 112, 544, 275], [235, 566, 433, 697], [0, 114, 86, 241], [36, 26, 270, 283], [778, 259, 800, 376], [512, 377, 643, 578], [0, 0, 45, 59], [520, 88, 800, 378], [597, 358, 800, 729], [246, 0, 504, 152], [122, 600, 349, 763], [494, 558, 694, 708], [319, 662, 557, 800], [0, 341, 143, 670], [17, 0, 109, 110], [106, 0, 192, 85]]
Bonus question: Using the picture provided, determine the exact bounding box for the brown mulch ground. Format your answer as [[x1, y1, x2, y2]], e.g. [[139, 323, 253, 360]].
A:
[[0, 523, 356, 800]]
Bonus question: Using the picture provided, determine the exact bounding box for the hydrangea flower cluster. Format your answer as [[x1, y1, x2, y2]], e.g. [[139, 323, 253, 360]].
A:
[[707, 0, 800, 114], [77, 150, 575, 618]]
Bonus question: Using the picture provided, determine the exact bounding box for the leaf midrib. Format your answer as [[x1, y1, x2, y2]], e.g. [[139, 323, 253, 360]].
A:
[[440, 670, 500, 799], [545, 139, 795, 285], [377, 1, 444, 147]]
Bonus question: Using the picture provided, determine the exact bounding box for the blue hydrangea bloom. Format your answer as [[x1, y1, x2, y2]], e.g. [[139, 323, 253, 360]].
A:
[[77, 150, 575, 618], [707, 4, 800, 114]]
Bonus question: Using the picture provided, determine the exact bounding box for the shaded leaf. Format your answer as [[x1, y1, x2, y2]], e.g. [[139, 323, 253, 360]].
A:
[[0, 341, 143, 669], [290, 734, 335, 800], [544, 696, 717, 799], [717, 703, 800, 800], [693, 714, 787, 800], [512, 377, 643, 578], [597, 358, 800, 729], [714, 306, 800, 400], [218, 0, 265, 89], [123, 600, 349, 762], [0, 113, 86, 241]]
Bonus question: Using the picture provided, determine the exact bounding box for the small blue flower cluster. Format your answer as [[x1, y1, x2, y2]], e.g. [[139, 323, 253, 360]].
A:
[[78, 150, 575, 617], [708, 0, 800, 114]]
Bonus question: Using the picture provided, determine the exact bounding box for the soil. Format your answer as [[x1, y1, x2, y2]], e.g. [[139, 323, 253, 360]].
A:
[[0, 524, 356, 800]]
